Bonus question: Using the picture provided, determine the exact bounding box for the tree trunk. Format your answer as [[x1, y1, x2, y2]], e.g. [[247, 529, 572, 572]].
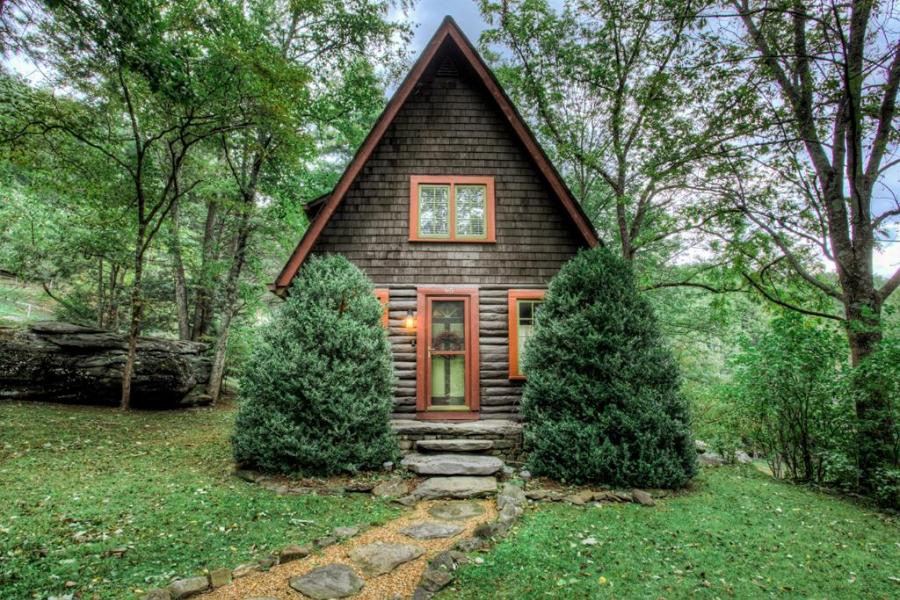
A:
[[108, 265, 123, 331], [97, 257, 105, 328], [121, 224, 146, 410], [169, 198, 191, 340], [191, 199, 218, 341], [207, 205, 252, 402], [844, 287, 894, 492]]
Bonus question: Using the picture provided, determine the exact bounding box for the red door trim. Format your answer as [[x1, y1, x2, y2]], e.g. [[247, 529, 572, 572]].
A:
[[416, 288, 480, 420]]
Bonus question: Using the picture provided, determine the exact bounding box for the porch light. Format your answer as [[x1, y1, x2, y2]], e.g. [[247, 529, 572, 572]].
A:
[[404, 310, 416, 332]]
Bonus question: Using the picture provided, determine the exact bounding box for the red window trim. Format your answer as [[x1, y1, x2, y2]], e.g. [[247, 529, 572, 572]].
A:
[[416, 288, 480, 420], [409, 175, 496, 243], [508, 290, 545, 380], [374, 288, 389, 328]]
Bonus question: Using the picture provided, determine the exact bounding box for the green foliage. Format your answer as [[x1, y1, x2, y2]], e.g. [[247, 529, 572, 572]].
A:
[[845, 338, 900, 507], [232, 255, 397, 475], [726, 313, 854, 484], [521, 247, 696, 488], [0, 401, 400, 600], [439, 467, 900, 599]]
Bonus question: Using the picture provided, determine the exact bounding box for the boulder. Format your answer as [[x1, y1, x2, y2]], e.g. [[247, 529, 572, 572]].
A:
[[332, 526, 360, 539], [497, 483, 527, 510], [0, 322, 210, 408], [565, 490, 595, 505], [167, 576, 209, 599], [349, 542, 425, 576], [699, 452, 726, 466], [427, 501, 486, 520], [401, 522, 465, 540], [289, 564, 364, 600], [372, 478, 409, 499], [401, 453, 504, 476], [278, 544, 311, 563], [412, 477, 497, 499], [142, 589, 171, 600], [231, 562, 259, 578], [208, 567, 232, 588], [454, 537, 485, 552], [735, 449, 753, 464], [631, 489, 655, 506]]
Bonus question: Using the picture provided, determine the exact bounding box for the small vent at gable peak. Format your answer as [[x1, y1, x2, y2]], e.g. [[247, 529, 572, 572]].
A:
[[436, 57, 459, 78]]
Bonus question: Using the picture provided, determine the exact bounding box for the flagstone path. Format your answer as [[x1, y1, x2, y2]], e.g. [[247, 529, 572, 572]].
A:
[[200, 500, 496, 600]]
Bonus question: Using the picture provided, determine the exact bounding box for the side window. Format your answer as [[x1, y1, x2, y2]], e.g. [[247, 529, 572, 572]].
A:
[[508, 290, 545, 379], [374, 289, 389, 328]]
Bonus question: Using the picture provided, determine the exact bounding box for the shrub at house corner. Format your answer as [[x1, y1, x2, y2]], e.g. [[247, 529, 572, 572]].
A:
[[232, 254, 397, 475], [521, 247, 697, 488]]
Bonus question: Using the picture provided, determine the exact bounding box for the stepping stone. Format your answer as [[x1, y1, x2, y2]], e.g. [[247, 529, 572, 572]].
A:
[[415, 439, 494, 452], [349, 542, 425, 576], [289, 564, 364, 599], [401, 453, 503, 476], [400, 521, 465, 540], [428, 501, 486, 521], [413, 477, 498, 500]]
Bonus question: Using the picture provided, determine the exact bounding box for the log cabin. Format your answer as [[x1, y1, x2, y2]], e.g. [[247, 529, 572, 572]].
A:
[[273, 17, 599, 459]]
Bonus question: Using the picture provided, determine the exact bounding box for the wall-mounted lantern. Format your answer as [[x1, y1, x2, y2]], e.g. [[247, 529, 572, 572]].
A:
[[404, 310, 416, 333]]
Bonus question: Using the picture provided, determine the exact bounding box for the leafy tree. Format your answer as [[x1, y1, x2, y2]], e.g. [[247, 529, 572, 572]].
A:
[[207, 0, 405, 402], [521, 247, 697, 488], [715, 0, 900, 491], [4, 0, 259, 407], [479, 0, 756, 269], [727, 313, 852, 483], [232, 254, 397, 475]]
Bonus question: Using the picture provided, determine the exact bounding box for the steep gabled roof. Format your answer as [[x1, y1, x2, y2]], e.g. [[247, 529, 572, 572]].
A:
[[273, 15, 598, 293]]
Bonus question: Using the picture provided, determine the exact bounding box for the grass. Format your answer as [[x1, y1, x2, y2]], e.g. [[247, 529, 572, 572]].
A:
[[440, 467, 900, 599], [0, 278, 56, 325], [0, 401, 400, 599]]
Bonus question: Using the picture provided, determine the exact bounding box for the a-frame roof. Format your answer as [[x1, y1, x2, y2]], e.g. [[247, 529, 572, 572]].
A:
[[273, 15, 598, 293]]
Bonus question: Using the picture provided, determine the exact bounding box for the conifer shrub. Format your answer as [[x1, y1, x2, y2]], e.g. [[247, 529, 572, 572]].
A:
[[232, 254, 397, 475], [521, 247, 696, 488]]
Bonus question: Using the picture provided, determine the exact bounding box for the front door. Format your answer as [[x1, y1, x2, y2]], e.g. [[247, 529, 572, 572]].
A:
[[416, 289, 480, 418]]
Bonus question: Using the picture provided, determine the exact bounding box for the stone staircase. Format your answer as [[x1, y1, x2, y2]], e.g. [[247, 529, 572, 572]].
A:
[[400, 432, 509, 501], [391, 418, 524, 461]]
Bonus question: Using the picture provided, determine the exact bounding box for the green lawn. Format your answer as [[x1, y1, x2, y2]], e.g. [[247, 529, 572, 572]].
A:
[[440, 468, 900, 599], [3, 401, 898, 600], [0, 401, 400, 599]]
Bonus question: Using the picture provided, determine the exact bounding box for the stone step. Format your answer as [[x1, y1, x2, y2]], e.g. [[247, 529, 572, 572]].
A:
[[412, 476, 498, 499], [400, 453, 504, 476], [415, 439, 494, 452], [390, 419, 522, 437]]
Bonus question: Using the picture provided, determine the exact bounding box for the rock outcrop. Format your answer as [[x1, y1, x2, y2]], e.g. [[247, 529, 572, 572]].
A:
[[0, 321, 211, 408]]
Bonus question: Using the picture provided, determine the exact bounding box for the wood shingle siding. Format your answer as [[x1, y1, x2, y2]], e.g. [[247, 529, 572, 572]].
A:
[[309, 46, 584, 285]]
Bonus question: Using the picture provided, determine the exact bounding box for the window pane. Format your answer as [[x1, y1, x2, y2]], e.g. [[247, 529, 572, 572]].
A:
[[455, 184, 486, 237], [418, 185, 449, 236], [431, 355, 466, 405], [431, 300, 465, 351], [517, 299, 542, 373]]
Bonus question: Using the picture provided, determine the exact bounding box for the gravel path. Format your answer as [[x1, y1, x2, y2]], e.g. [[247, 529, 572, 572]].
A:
[[200, 499, 496, 600]]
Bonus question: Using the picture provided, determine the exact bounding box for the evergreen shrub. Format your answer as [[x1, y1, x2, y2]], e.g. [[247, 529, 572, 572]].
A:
[[521, 247, 696, 488], [232, 254, 397, 475]]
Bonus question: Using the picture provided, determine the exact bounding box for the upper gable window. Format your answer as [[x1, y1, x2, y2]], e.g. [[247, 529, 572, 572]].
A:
[[409, 176, 496, 242]]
